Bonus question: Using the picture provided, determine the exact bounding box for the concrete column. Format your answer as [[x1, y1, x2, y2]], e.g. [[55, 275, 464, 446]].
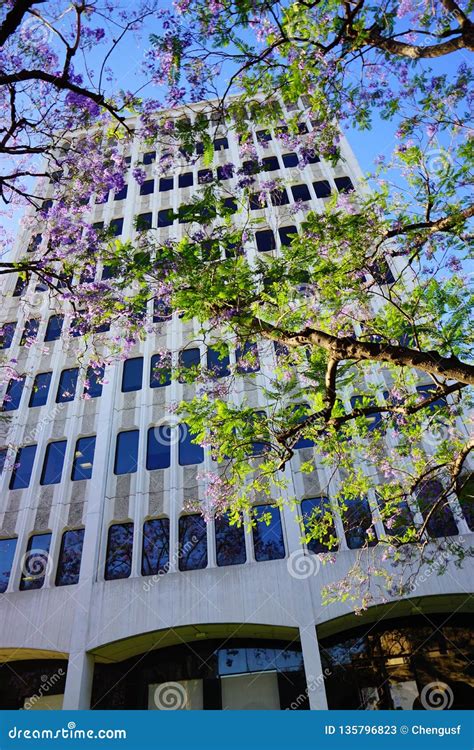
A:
[[299, 625, 329, 710], [62, 650, 94, 710]]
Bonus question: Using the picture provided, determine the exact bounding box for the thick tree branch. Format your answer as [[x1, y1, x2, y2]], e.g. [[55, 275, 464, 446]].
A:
[[0, 0, 43, 48]]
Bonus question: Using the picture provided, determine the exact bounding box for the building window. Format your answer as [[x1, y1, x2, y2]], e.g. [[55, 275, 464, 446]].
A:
[[271, 188, 290, 206], [341, 496, 375, 549], [95, 191, 109, 204], [178, 424, 204, 465], [262, 156, 279, 172], [40, 440, 67, 485], [2, 376, 26, 411], [377, 493, 414, 538], [252, 506, 285, 561], [13, 276, 28, 297], [282, 153, 298, 168], [301, 497, 337, 553], [140, 179, 154, 196], [157, 209, 174, 227], [150, 353, 172, 388], [236, 341, 260, 373], [71, 436, 96, 481], [178, 515, 207, 571], [142, 518, 170, 576], [105, 523, 133, 580], [178, 172, 193, 188], [9, 445, 37, 490], [44, 314, 64, 342], [136, 212, 152, 231], [109, 217, 123, 236], [242, 159, 260, 175], [206, 345, 230, 378], [293, 404, 315, 448], [146, 426, 171, 470], [83, 365, 104, 399], [19, 533, 52, 591], [143, 151, 156, 165], [159, 177, 173, 192], [215, 514, 246, 567], [256, 130, 271, 143], [279, 226, 297, 246], [335, 176, 354, 193], [0, 537, 17, 593], [153, 297, 172, 322], [350, 395, 383, 432], [79, 264, 96, 285], [256, 229, 276, 252], [222, 197, 237, 214], [122, 357, 143, 393], [198, 168, 213, 184], [28, 233, 42, 252], [291, 184, 311, 202], [20, 319, 39, 345], [0, 448, 7, 475], [416, 480, 458, 538], [0, 322, 16, 349], [55, 528, 85, 586], [313, 180, 331, 198], [56, 368, 79, 403], [249, 193, 266, 210], [29, 372, 52, 408], [217, 164, 234, 180], [114, 430, 139, 475], [214, 137, 229, 151], [114, 185, 128, 200], [178, 347, 200, 383]]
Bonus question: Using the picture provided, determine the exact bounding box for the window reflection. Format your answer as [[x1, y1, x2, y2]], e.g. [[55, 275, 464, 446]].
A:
[[252, 506, 285, 561], [178, 515, 207, 571], [105, 523, 133, 580], [142, 518, 170, 576], [215, 514, 246, 567], [56, 529, 85, 586], [19, 533, 52, 591]]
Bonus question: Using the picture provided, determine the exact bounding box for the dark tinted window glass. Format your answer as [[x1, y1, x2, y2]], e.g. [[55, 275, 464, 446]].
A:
[[79, 264, 96, 285], [252, 506, 285, 561], [55, 528, 85, 586], [416, 384, 447, 411], [282, 153, 298, 168], [341, 497, 375, 549], [279, 226, 297, 246], [0, 538, 17, 593], [0, 322, 16, 349], [143, 151, 156, 164], [207, 346, 230, 377], [236, 341, 260, 373], [71, 436, 96, 481], [110, 218, 123, 236], [159, 177, 173, 192], [178, 515, 207, 570], [0, 448, 7, 475], [150, 353, 172, 388], [153, 297, 172, 323], [10, 445, 37, 490], [136, 212, 152, 230], [256, 229, 275, 252], [157, 209, 174, 227], [178, 423, 204, 465], [313, 180, 331, 198], [56, 368, 78, 403], [242, 160, 260, 175], [105, 523, 133, 580], [256, 130, 271, 143], [250, 193, 266, 210], [271, 188, 290, 206], [114, 430, 139, 475], [223, 197, 237, 213], [263, 156, 279, 172], [28, 233, 42, 252], [140, 179, 154, 196], [122, 357, 143, 392], [114, 185, 128, 200], [179, 172, 193, 188], [40, 440, 67, 485], [335, 176, 354, 193], [84, 366, 104, 399], [217, 164, 234, 180], [29, 372, 52, 407], [291, 184, 311, 202], [417, 480, 458, 538], [147, 426, 171, 470], [20, 319, 39, 345], [350, 395, 383, 432], [216, 514, 246, 567], [96, 190, 110, 204], [198, 168, 213, 184], [214, 137, 229, 151], [301, 497, 337, 553], [44, 315, 64, 341], [196, 141, 204, 155], [142, 518, 170, 575], [2, 376, 26, 411], [458, 474, 474, 531], [178, 348, 200, 382], [293, 405, 315, 448], [20, 533, 52, 591], [13, 276, 27, 297], [377, 493, 414, 538]]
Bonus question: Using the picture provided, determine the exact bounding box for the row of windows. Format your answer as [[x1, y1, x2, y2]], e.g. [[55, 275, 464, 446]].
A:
[[2, 366, 104, 411], [0, 436, 96, 489]]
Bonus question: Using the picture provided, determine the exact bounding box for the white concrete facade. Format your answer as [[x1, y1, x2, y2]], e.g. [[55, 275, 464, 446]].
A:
[[0, 97, 472, 711]]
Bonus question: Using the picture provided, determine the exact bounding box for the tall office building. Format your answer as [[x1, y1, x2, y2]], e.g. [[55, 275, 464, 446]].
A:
[[0, 99, 472, 711]]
